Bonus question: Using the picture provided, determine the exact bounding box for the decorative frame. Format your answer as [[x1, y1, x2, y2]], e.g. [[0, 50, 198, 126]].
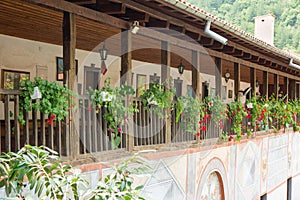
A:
[[56, 57, 78, 81], [1, 69, 30, 90]]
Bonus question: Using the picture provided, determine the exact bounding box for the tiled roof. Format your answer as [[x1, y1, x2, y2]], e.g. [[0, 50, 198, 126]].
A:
[[166, 0, 300, 62]]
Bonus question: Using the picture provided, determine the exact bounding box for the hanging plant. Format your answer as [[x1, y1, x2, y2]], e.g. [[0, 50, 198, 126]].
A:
[[203, 96, 227, 130], [227, 100, 247, 141], [18, 77, 73, 125], [140, 82, 175, 119], [176, 96, 204, 134], [89, 78, 138, 149]]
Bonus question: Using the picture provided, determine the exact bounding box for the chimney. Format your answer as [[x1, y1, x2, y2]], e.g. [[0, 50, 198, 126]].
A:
[[254, 14, 275, 46]]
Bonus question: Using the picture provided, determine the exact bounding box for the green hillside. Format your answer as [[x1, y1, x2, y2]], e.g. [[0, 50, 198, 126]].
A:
[[188, 0, 300, 53]]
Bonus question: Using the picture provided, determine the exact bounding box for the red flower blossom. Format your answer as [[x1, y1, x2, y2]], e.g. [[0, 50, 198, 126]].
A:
[[200, 126, 207, 131], [228, 135, 233, 141], [196, 132, 201, 137], [181, 112, 185, 117], [219, 121, 223, 129], [246, 113, 251, 119]]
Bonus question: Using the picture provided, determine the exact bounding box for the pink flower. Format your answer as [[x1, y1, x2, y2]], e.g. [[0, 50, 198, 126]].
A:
[[118, 127, 122, 132], [87, 106, 92, 112], [109, 129, 114, 133]]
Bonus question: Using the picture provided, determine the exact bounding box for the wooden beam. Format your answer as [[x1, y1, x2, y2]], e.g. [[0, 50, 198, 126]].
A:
[[289, 79, 296, 99], [161, 41, 171, 144], [234, 62, 240, 101], [63, 12, 76, 158], [284, 77, 289, 99], [23, 0, 129, 29], [215, 57, 222, 98], [262, 71, 268, 98], [192, 50, 201, 98], [121, 30, 134, 151], [250, 68, 257, 97], [274, 74, 279, 100]]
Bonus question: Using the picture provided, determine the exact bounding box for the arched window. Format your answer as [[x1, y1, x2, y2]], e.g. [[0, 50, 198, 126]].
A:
[[200, 171, 224, 200]]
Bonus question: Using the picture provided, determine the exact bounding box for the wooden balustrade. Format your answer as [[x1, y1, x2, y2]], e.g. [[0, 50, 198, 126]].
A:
[[2, 89, 271, 160]]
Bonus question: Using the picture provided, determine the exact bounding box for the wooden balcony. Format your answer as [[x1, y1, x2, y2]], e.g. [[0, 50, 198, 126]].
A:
[[2, 89, 289, 162]]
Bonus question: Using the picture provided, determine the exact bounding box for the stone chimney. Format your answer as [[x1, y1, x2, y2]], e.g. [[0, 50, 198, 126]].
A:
[[254, 14, 275, 46]]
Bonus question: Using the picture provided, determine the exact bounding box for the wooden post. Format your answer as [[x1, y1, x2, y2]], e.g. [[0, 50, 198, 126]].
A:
[[192, 50, 201, 98], [289, 79, 296, 99], [121, 30, 134, 151], [262, 71, 268, 98], [284, 77, 289, 99], [161, 41, 171, 144], [215, 57, 222, 98], [63, 12, 76, 159], [274, 74, 279, 100], [234, 62, 240, 101], [250, 68, 257, 98]]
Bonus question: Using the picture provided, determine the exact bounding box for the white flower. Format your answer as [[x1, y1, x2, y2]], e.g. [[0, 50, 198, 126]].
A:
[[247, 102, 253, 109], [263, 104, 269, 108], [147, 95, 158, 105], [100, 91, 114, 102]]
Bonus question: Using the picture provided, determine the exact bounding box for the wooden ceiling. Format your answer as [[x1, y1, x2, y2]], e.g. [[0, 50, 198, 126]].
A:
[[0, 0, 300, 79]]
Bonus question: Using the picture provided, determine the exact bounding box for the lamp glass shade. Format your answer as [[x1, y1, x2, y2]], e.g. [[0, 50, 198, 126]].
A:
[[178, 64, 185, 74], [99, 45, 108, 60]]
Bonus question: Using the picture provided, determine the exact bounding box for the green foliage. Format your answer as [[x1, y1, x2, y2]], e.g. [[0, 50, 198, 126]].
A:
[[18, 77, 72, 124], [204, 96, 227, 124], [87, 155, 148, 200], [176, 96, 204, 134], [0, 145, 87, 200], [227, 100, 247, 141], [140, 82, 175, 119], [0, 146, 148, 200], [187, 0, 300, 54], [89, 78, 138, 148]]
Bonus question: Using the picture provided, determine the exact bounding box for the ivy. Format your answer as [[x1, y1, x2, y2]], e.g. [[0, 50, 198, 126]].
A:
[[18, 77, 72, 125]]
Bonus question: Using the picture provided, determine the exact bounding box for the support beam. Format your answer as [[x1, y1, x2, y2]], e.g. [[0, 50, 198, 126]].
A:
[[161, 41, 171, 144], [63, 12, 76, 159], [262, 71, 268, 98], [192, 50, 201, 98], [284, 77, 289, 99], [289, 79, 296, 99], [24, 0, 129, 29], [250, 68, 257, 97], [215, 57, 222, 98], [274, 74, 279, 100], [121, 30, 134, 151], [234, 62, 240, 101]]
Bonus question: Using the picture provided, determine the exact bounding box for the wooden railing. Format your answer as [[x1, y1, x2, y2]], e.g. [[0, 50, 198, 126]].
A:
[[2, 90, 268, 160]]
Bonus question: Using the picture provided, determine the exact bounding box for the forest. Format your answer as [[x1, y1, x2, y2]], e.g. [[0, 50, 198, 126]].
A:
[[188, 0, 300, 53]]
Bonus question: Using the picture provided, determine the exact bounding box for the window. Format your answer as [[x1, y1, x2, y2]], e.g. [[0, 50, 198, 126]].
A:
[[150, 73, 160, 86], [1, 69, 30, 90], [187, 85, 193, 97], [136, 74, 146, 97], [174, 78, 183, 97], [56, 57, 78, 81], [84, 65, 99, 92], [287, 178, 292, 200]]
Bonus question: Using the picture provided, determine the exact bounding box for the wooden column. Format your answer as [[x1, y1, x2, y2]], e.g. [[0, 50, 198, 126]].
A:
[[234, 62, 240, 101], [284, 77, 289, 99], [63, 12, 76, 159], [215, 57, 222, 98], [289, 79, 296, 99], [192, 50, 201, 98], [121, 30, 134, 151], [262, 71, 268, 98], [250, 68, 257, 98], [161, 41, 171, 144], [274, 74, 279, 100]]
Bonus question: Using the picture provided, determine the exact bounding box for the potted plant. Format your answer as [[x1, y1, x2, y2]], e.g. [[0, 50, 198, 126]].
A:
[[140, 82, 175, 119], [89, 78, 137, 148], [18, 77, 72, 125]]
